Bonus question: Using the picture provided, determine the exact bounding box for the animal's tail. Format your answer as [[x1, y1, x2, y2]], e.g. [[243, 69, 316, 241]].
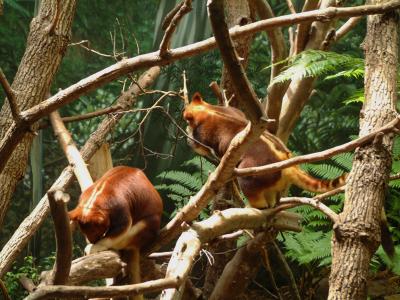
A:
[[288, 166, 347, 193]]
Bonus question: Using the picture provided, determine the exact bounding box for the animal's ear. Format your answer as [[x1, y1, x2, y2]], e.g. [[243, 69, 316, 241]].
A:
[[191, 92, 203, 104]]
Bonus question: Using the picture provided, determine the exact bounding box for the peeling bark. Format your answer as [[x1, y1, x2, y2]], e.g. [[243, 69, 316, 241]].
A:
[[328, 1, 398, 299]]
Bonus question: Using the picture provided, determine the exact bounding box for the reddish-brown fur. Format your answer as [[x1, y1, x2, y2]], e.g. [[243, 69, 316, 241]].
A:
[[69, 166, 163, 251], [183, 93, 346, 208]]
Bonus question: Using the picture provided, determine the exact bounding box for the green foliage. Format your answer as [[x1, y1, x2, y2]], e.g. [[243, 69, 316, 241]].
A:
[[280, 230, 332, 267], [4, 255, 55, 300], [270, 50, 364, 85], [155, 156, 215, 219]]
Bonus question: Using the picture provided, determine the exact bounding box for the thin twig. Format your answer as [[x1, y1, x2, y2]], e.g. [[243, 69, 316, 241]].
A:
[[0, 68, 20, 121], [159, 0, 192, 56], [209, 81, 227, 106], [39, 104, 124, 129], [0, 279, 10, 300], [182, 70, 189, 105], [271, 241, 301, 300]]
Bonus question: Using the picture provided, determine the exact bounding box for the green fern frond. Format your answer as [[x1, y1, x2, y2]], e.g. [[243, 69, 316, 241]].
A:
[[157, 170, 203, 191], [342, 88, 365, 104], [271, 50, 364, 85]]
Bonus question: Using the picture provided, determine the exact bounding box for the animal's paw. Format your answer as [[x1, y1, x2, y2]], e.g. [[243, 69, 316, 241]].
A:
[[84, 243, 108, 255]]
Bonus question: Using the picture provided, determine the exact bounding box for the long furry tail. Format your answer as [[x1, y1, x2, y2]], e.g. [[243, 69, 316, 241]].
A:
[[289, 166, 347, 193]]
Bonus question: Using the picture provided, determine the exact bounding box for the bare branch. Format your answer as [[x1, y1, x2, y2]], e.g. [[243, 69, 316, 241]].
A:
[[0, 279, 10, 300], [209, 81, 227, 106], [294, 0, 319, 55], [279, 197, 338, 223], [208, 0, 264, 123], [0, 68, 20, 121], [0, 67, 160, 278], [250, 0, 288, 133], [335, 16, 362, 41], [46, 189, 72, 285], [286, 0, 297, 14], [182, 70, 189, 105], [49, 110, 93, 190], [159, 0, 192, 57], [39, 251, 126, 286], [271, 241, 301, 300], [39, 104, 124, 129], [235, 116, 400, 177], [26, 277, 180, 300]]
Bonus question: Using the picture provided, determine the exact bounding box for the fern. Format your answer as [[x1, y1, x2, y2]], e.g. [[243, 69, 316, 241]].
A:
[[280, 230, 332, 267], [155, 156, 215, 219], [271, 50, 364, 85]]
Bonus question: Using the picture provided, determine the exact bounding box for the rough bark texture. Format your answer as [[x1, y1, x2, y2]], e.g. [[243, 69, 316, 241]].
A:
[[0, 1, 77, 228], [328, 2, 398, 299]]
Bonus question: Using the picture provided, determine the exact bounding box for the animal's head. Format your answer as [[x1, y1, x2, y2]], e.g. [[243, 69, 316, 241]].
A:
[[183, 92, 210, 128], [69, 207, 110, 244]]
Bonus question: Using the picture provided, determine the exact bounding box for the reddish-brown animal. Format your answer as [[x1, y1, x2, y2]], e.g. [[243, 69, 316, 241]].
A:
[[183, 93, 346, 208], [69, 166, 163, 254]]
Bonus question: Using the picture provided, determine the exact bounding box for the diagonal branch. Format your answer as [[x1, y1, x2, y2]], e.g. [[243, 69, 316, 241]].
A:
[[235, 116, 400, 177], [159, 0, 192, 57], [278, 197, 338, 223], [335, 16, 362, 41], [0, 68, 20, 121]]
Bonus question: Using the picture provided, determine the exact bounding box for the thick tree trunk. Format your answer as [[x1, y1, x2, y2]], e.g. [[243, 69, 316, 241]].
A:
[[328, 1, 398, 299], [0, 1, 76, 228]]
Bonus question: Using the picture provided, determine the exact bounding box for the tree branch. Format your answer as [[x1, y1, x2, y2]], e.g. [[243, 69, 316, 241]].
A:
[[286, 0, 297, 14], [271, 241, 301, 300], [207, 0, 264, 123], [294, 0, 320, 55], [49, 110, 93, 190], [0, 1, 399, 173], [0, 68, 20, 121], [46, 189, 72, 285], [160, 209, 302, 300], [26, 277, 180, 300], [235, 116, 400, 177], [279, 197, 338, 223], [0, 67, 160, 278], [40, 104, 124, 129], [335, 16, 362, 41], [159, 0, 192, 57]]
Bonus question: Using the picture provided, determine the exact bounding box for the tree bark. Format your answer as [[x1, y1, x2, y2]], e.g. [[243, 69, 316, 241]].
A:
[[328, 1, 398, 299], [0, 0, 77, 228]]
